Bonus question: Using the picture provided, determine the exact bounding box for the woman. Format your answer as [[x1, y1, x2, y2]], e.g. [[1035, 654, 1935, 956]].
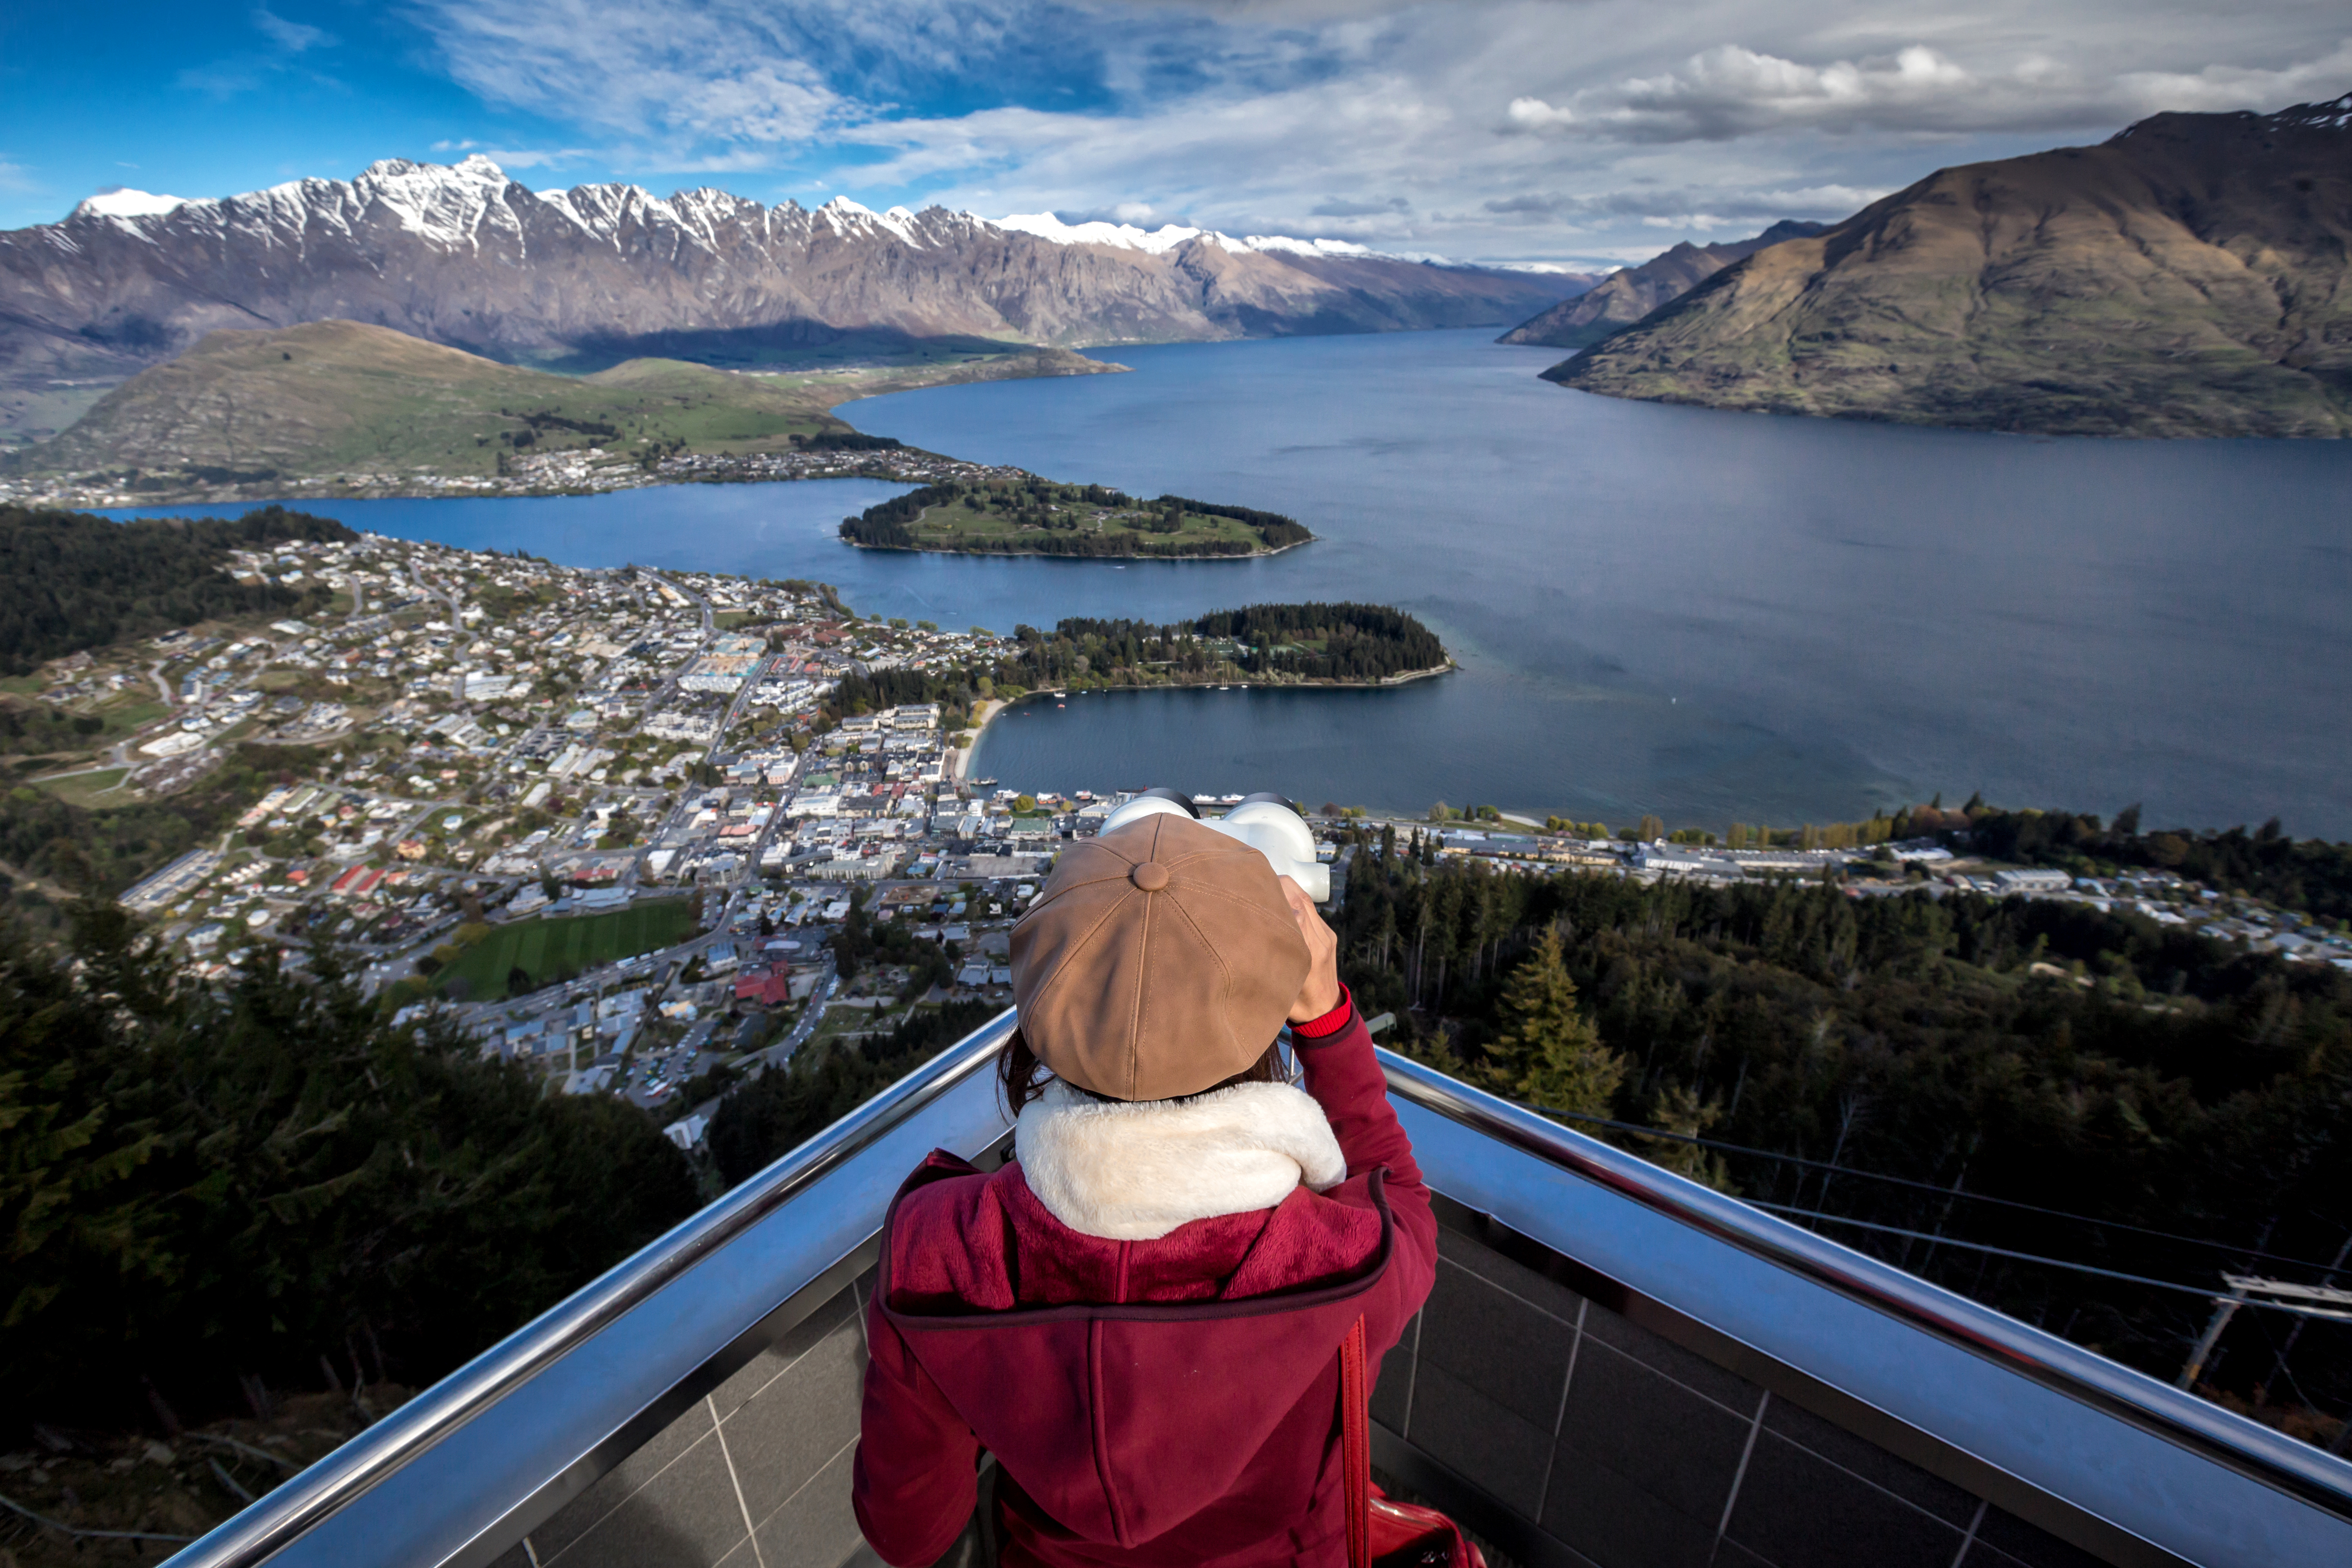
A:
[[854, 811, 1437, 1567]]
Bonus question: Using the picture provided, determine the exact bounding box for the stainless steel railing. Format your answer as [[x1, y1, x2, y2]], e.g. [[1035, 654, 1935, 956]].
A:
[[165, 1015, 2351, 1568], [1378, 1051, 2352, 1524], [165, 1008, 1020, 1568]]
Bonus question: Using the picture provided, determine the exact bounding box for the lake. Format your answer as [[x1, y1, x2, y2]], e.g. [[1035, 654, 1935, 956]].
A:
[[110, 330, 2352, 834]]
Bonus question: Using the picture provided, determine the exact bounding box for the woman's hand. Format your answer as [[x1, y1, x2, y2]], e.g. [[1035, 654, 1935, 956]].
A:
[[1278, 876, 1343, 1024]]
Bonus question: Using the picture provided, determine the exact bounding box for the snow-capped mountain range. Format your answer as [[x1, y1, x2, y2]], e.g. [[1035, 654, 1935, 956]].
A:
[[1, 156, 1582, 438]]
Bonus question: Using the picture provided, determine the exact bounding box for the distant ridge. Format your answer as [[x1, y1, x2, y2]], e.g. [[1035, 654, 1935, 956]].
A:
[[1547, 95, 2352, 438], [0, 319, 1120, 502], [1498, 221, 1826, 350], [0, 156, 1581, 442]]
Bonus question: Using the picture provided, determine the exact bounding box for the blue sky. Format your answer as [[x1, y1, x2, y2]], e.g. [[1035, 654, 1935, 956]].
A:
[[2, 1, 2346, 266]]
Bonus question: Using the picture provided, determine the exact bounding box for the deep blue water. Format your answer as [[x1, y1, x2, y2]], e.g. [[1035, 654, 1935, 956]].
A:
[[107, 330, 2352, 834]]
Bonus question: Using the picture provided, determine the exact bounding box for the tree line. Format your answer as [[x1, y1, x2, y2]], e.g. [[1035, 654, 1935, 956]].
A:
[[837, 479, 1311, 554], [0, 744, 325, 930], [816, 604, 1447, 722], [3, 904, 699, 1428], [1966, 803, 2352, 922], [1013, 603, 1446, 684], [705, 1000, 998, 1187], [1334, 832, 2352, 1428], [0, 505, 352, 674]]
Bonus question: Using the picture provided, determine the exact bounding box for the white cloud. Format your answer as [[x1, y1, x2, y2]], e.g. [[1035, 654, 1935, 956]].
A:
[[1505, 37, 2352, 143], [397, 0, 2352, 267], [251, 8, 332, 55], [175, 6, 342, 101], [427, 138, 591, 169], [0, 158, 37, 196], [414, 0, 848, 151], [1479, 182, 1887, 235], [2109, 46, 2352, 114]]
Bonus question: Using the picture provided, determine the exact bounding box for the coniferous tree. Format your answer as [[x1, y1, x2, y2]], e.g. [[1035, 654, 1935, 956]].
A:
[[1, 903, 698, 1424], [1645, 1081, 1736, 1192], [1482, 927, 1628, 1118]]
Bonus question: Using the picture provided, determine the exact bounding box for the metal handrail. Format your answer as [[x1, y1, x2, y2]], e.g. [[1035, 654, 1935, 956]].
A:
[[166, 1008, 1020, 1568], [1376, 1050, 2352, 1522], [167, 1016, 2349, 1568]]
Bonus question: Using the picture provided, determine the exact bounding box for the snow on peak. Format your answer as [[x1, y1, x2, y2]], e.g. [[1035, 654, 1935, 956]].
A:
[[992, 212, 1207, 254], [75, 187, 188, 220], [990, 212, 1403, 260], [354, 154, 517, 248], [1237, 234, 1377, 258], [818, 195, 925, 246]]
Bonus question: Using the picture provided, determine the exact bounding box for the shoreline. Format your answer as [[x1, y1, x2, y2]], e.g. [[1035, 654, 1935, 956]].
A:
[[844, 533, 1314, 561], [8, 461, 967, 514], [964, 661, 1457, 769], [846, 533, 1326, 564], [958, 662, 1454, 787], [952, 698, 1008, 787]]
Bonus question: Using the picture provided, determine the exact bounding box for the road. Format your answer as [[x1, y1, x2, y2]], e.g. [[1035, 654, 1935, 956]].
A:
[[643, 570, 715, 638], [405, 562, 464, 631], [748, 952, 839, 1071]]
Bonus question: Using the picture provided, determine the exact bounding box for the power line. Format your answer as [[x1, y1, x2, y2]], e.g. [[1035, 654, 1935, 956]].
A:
[[1743, 1202, 2352, 1321], [1517, 1099, 2339, 1273]]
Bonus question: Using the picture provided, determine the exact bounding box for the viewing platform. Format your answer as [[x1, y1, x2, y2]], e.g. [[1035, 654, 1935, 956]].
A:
[[163, 1011, 2352, 1568]]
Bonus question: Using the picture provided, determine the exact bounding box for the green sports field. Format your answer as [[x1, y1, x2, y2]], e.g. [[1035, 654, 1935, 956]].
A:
[[435, 899, 697, 1001]]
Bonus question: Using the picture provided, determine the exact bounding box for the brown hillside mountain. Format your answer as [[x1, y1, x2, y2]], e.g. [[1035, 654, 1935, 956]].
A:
[[1547, 95, 2352, 438], [2, 320, 1120, 494], [0, 157, 1578, 443], [1498, 221, 1825, 349]]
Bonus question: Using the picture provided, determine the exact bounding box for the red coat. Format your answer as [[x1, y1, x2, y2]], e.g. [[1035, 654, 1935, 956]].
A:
[[853, 1002, 1436, 1567]]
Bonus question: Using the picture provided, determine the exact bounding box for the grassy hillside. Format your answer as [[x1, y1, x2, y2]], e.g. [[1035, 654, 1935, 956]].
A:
[[1549, 97, 2352, 438], [3, 320, 1120, 496]]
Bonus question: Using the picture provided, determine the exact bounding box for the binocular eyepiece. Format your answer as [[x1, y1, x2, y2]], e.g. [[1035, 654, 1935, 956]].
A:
[[1098, 789, 1330, 903]]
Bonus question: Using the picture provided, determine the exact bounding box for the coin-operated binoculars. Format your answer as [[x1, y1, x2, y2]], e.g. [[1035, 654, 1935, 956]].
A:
[[1098, 788, 1330, 903]]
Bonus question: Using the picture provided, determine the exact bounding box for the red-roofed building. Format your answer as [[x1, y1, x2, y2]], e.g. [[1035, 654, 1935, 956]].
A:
[[732, 967, 794, 1008]]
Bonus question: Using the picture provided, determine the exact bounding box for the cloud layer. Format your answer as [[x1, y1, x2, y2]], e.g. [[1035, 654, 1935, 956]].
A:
[[64, 0, 2352, 267]]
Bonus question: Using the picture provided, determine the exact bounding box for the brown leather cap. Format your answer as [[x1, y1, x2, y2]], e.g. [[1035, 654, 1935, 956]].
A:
[[1010, 813, 1311, 1101]]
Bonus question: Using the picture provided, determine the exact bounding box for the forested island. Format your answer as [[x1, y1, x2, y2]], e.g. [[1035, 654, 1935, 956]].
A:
[[839, 477, 1314, 557]]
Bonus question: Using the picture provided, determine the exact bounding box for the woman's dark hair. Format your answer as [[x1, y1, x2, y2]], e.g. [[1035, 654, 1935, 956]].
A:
[[998, 1027, 1286, 1114]]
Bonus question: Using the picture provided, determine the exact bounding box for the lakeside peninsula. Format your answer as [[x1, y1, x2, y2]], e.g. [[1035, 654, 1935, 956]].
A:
[[839, 478, 1314, 558], [968, 603, 1452, 702]]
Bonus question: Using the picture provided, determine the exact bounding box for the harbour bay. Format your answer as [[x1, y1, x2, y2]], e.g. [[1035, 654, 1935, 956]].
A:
[[111, 329, 2352, 835]]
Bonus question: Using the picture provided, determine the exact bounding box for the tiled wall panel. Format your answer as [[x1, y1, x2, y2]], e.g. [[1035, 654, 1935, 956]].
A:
[[522, 1277, 874, 1568], [1372, 1214, 2134, 1568], [491, 1197, 2142, 1568]]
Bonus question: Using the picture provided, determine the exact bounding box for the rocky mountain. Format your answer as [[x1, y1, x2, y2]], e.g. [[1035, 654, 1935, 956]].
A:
[[1548, 95, 2352, 438], [0, 156, 1579, 442], [1497, 221, 1824, 350]]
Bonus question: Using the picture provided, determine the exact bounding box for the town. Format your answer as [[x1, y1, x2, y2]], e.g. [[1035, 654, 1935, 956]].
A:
[[0, 441, 1037, 511], [16, 526, 2335, 1165]]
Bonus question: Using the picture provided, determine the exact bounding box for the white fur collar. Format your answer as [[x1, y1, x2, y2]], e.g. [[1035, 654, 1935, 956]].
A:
[[1016, 1078, 1348, 1241]]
